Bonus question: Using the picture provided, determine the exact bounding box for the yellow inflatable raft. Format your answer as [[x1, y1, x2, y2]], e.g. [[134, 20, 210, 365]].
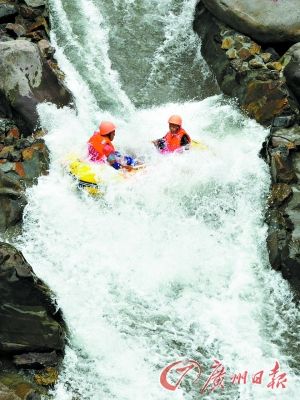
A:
[[65, 154, 141, 196], [190, 140, 208, 151], [65, 140, 207, 196]]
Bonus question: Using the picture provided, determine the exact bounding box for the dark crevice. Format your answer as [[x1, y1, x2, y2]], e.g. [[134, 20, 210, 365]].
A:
[[0, 14, 17, 25], [266, 41, 295, 57]]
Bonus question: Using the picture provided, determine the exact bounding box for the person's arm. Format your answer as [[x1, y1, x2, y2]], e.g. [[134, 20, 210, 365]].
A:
[[107, 152, 137, 170], [107, 152, 121, 169], [180, 134, 191, 147], [152, 137, 166, 150]]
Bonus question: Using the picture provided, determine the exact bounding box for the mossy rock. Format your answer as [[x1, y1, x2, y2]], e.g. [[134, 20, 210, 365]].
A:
[[34, 368, 58, 387]]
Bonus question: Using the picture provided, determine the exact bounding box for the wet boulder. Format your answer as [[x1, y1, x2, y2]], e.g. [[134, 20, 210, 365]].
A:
[[37, 39, 55, 59], [283, 43, 300, 104], [0, 372, 43, 400], [193, 5, 299, 125], [0, 4, 18, 24], [201, 0, 300, 43], [5, 23, 27, 38], [0, 169, 25, 229], [20, 4, 44, 20], [268, 183, 292, 208], [13, 351, 59, 369], [0, 383, 21, 400], [0, 39, 72, 135], [0, 242, 66, 354], [24, 0, 46, 7], [269, 146, 297, 184]]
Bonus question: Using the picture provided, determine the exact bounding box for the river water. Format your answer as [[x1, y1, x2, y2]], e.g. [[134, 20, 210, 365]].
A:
[[15, 0, 300, 399]]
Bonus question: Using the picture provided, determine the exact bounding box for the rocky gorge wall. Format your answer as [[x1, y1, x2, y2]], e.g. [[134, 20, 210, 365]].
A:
[[2, 0, 300, 397], [0, 0, 72, 231], [0, 1, 70, 398], [194, 0, 300, 296]]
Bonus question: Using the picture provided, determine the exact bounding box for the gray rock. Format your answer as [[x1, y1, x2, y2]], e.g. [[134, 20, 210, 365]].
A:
[[5, 23, 26, 38], [226, 48, 237, 59], [20, 5, 44, 20], [24, 0, 46, 7], [256, 70, 279, 81], [19, 139, 49, 180], [268, 183, 292, 207], [292, 152, 300, 183], [0, 170, 25, 229], [266, 209, 286, 271], [0, 4, 18, 23], [0, 242, 66, 354], [284, 43, 300, 105], [0, 161, 14, 173], [0, 135, 49, 231], [201, 0, 300, 43], [27, 393, 41, 400], [266, 61, 283, 71], [13, 351, 59, 368], [0, 383, 21, 400], [271, 115, 296, 131], [37, 39, 55, 58], [249, 58, 265, 69], [266, 123, 300, 292], [0, 40, 72, 135], [270, 146, 297, 184], [280, 187, 300, 279], [0, 118, 15, 134], [261, 53, 272, 63]]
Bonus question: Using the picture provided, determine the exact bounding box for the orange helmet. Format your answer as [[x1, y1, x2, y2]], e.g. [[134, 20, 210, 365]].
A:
[[168, 115, 182, 127], [99, 121, 116, 136]]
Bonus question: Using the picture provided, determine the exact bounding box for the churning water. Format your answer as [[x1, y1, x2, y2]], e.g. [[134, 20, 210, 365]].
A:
[[14, 0, 300, 399]]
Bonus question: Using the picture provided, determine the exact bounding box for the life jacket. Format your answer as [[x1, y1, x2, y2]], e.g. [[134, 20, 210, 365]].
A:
[[88, 132, 115, 162], [162, 128, 190, 153]]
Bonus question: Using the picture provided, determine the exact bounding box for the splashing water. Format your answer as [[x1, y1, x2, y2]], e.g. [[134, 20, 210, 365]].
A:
[[13, 0, 300, 399]]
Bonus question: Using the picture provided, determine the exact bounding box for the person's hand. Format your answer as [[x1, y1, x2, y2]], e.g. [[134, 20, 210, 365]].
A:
[[156, 139, 166, 150]]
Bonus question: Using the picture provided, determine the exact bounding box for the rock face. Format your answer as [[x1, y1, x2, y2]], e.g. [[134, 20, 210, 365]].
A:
[[0, 169, 25, 230], [201, 0, 300, 44], [0, 40, 71, 135], [283, 43, 300, 105], [0, 1, 68, 395], [193, 5, 299, 125], [0, 0, 67, 232], [0, 242, 65, 354], [194, 4, 300, 294], [0, 121, 49, 230], [266, 124, 300, 291]]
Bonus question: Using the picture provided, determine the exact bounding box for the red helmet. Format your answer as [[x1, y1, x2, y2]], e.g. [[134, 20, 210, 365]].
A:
[[168, 115, 182, 127], [99, 121, 116, 136]]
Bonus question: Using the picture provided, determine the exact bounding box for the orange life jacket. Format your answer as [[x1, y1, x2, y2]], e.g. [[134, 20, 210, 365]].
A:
[[88, 132, 115, 162], [163, 128, 190, 152]]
